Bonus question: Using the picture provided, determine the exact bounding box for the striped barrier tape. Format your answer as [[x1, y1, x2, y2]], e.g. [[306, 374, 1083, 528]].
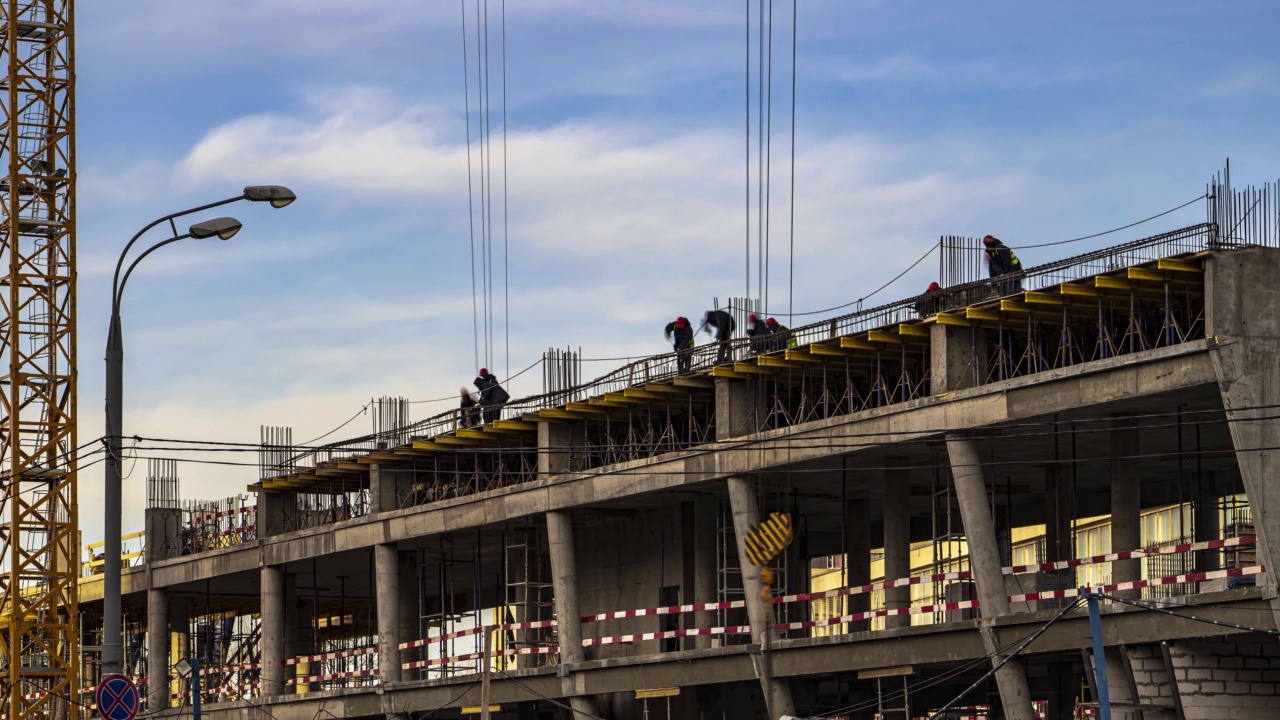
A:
[[287, 645, 377, 666], [402, 645, 559, 670], [584, 599, 746, 623], [582, 625, 752, 647], [288, 667, 379, 685], [1003, 535, 1256, 575], [400, 619, 559, 650], [193, 506, 257, 521], [778, 599, 982, 631], [200, 662, 258, 676], [1008, 565, 1264, 604], [772, 570, 973, 606]]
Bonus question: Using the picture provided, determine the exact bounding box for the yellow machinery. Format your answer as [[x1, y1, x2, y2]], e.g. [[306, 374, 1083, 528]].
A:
[[0, 2, 79, 720]]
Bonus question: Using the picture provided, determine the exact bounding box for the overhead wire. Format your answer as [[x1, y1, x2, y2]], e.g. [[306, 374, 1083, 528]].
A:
[[744, 0, 750, 299], [475, 0, 490, 371], [788, 0, 797, 325], [764, 0, 773, 315], [492, 668, 604, 719], [501, 0, 510, 380], [460, 0, 480, 372], [1101, 593, 1280, 637], [1006, 193, 1207, 250]]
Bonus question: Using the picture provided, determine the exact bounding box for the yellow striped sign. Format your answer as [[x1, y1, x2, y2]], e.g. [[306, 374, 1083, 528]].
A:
[[744, 512, 793, 567]]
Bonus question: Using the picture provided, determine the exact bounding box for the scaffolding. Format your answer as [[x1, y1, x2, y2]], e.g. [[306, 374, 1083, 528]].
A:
[[502, 526, 556, 669]]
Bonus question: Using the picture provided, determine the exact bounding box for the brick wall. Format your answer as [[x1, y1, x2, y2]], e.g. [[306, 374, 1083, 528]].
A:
[[1166, 636, 1280, 720], [1125, 644, 1176, 720]]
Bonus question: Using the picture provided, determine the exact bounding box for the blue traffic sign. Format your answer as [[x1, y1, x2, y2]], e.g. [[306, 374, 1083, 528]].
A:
[[96, 674, 139, 720]]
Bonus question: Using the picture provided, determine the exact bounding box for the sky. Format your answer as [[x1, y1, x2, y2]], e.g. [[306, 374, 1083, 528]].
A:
[[71, 0, 1280, 540]]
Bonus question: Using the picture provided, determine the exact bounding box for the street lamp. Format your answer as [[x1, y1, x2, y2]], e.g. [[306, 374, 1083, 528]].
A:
[[102, 187, 294, 679], [173, 656, 202, 720]]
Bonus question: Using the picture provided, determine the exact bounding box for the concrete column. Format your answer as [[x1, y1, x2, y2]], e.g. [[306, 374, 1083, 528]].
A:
[[1194, 472, 1221, 572], [1043, 465, 1072, 564], [546, 511, 602, 719], [168, 599, 189, 704], [882, 468, 911, 630], [369, 463, 398, 514], [376, 544, 402, 685], [144, 508, 181, 562], [930, 324, 987, 394], [946, 436, 1035, 720], [1110, 417, 1141, 598], [147, 588, 168, 711], [1206, 246, 1280, 628], [259, 492, 293, 538], [261, 565, 285, 697], [538, 422, 574, 477], [715, 378, 761, 440], [844, 499, 871, 631], [397, 550, 419, 656], [726, 475, 796, 719], [693, 493, 719, 650]]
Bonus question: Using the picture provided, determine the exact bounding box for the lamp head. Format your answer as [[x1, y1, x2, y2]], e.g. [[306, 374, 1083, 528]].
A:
[[189, 217, 243, 241], [243, 185, 297, 208], [173, 658, 193, 678]]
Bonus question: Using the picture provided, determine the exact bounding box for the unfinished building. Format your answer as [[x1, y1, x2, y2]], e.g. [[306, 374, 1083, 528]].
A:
[[71, 181, 1280, 719]]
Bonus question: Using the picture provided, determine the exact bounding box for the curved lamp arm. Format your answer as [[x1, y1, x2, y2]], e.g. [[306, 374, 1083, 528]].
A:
[[111, 196, 242, 305], [114, 234, 193, 314]]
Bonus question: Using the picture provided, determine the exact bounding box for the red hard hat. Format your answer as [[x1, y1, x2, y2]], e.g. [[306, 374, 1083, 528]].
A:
[[749, 313, 759, 322], [983, 234, 997, 245], [766, 317, 778, 326], [478, 368, 488, 377], [675, 317, 687, 328], [928, 282, 940, 292]]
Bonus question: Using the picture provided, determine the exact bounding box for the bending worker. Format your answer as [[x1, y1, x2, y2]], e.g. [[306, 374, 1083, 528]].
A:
[[700, 309, 736, 364], [473, 368, 510, 424], [983, 235, 1024, 295], [746, 313, 769, 354], [664, 316, 696, 373]]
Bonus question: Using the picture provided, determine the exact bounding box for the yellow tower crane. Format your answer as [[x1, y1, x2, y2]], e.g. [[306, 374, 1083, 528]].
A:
[[0, 2, 79, 720]]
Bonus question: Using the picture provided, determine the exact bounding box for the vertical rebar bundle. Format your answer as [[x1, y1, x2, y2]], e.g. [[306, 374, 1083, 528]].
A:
[[146, 458, 180, 509]]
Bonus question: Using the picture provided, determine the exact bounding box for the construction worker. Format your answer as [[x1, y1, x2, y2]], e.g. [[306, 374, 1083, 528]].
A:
[[458, 385, 480, 429], [745, 313, 769, 354], [664, 316, 696, 373], [983, 235, 1024, 295], [915, 281, 942, 317], [473, 368, 510, 424], [700, 309, 736, 364], [765, 317, 793, 352]]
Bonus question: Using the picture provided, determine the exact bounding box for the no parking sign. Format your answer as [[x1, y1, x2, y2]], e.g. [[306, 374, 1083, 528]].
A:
[[96, 674, 139, 720]]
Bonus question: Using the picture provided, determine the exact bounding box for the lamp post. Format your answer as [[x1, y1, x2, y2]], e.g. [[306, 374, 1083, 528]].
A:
[[101, 186, 296, 678]]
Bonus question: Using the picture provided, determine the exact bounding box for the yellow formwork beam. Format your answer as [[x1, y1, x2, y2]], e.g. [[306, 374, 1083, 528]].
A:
[[807, 343, 850, 356], [1095, 276, 1130, 290], [1023, 291, 1063, 305], [840, 337, 877, 350], [1127, 267, 1165, 282], [897, 324, 931, 337], [966, 307, 1001, 321], [1157, 257, 1202, 273], [866, 330, 901, 343], [623, 388, 669, 400], [935, 312, 970, 327], [733, 361, 775, 374], [1060, 283, 1098, 297], [1000, 300, 1033, 313], [711, 366, 753, 379], [491, 419, 539, 431], [783, 349, 823, 362]]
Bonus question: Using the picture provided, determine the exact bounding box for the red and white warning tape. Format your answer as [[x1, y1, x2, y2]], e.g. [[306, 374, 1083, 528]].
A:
[[772, 570, 973, 606], [200, 661, 258, 676], [1009, 565, 1264, 604], [778, 599, 982, 631], [287, 645, 377, 666], [582, 625, 752, 647], [1003, 535, 1255, 575], [583, 599, 746, 623], [400, 619, 558, 650], [402, 645, 558, 670], [288, 667, 379, 685]]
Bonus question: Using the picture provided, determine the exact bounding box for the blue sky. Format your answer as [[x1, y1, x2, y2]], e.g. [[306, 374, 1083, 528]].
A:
[[76, 0, 1280, 538]]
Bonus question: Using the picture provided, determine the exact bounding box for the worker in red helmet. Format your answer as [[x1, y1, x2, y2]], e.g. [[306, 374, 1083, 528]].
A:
[[664, 316, 696, 373], [915, 281, 942, 317], [472, 368, 509, 424], [746, 312, 770, 354], [983, 235, 1024, 295], [765, 317, 793, 352]]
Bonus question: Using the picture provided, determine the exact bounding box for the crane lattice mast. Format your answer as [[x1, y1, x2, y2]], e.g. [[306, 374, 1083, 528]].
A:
[[0, 1, 79, 720]]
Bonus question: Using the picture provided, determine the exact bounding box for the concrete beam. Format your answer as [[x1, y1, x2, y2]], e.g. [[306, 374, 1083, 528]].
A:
[[716, 378, 761, 440], [931, 323, 987, 395], [947, 435, 1035, 720], [726, 475, 796, 719], [144, 343, 1217, 590]]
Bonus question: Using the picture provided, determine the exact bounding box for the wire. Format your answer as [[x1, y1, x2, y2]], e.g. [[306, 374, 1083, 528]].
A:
[[1101, 593, 1280, 637], [787, 0, 796, 325], [412, 680, 479, 718], [786, 241, 937, 318], [298, 401, 372, 446], [923, 598, 1083, 720], [501, 0, 510, 381], [1008, 194, 1207, 250], [460, 0, 480, 372], [492, 668, 605, 719], [744, 0, 750, 299]]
